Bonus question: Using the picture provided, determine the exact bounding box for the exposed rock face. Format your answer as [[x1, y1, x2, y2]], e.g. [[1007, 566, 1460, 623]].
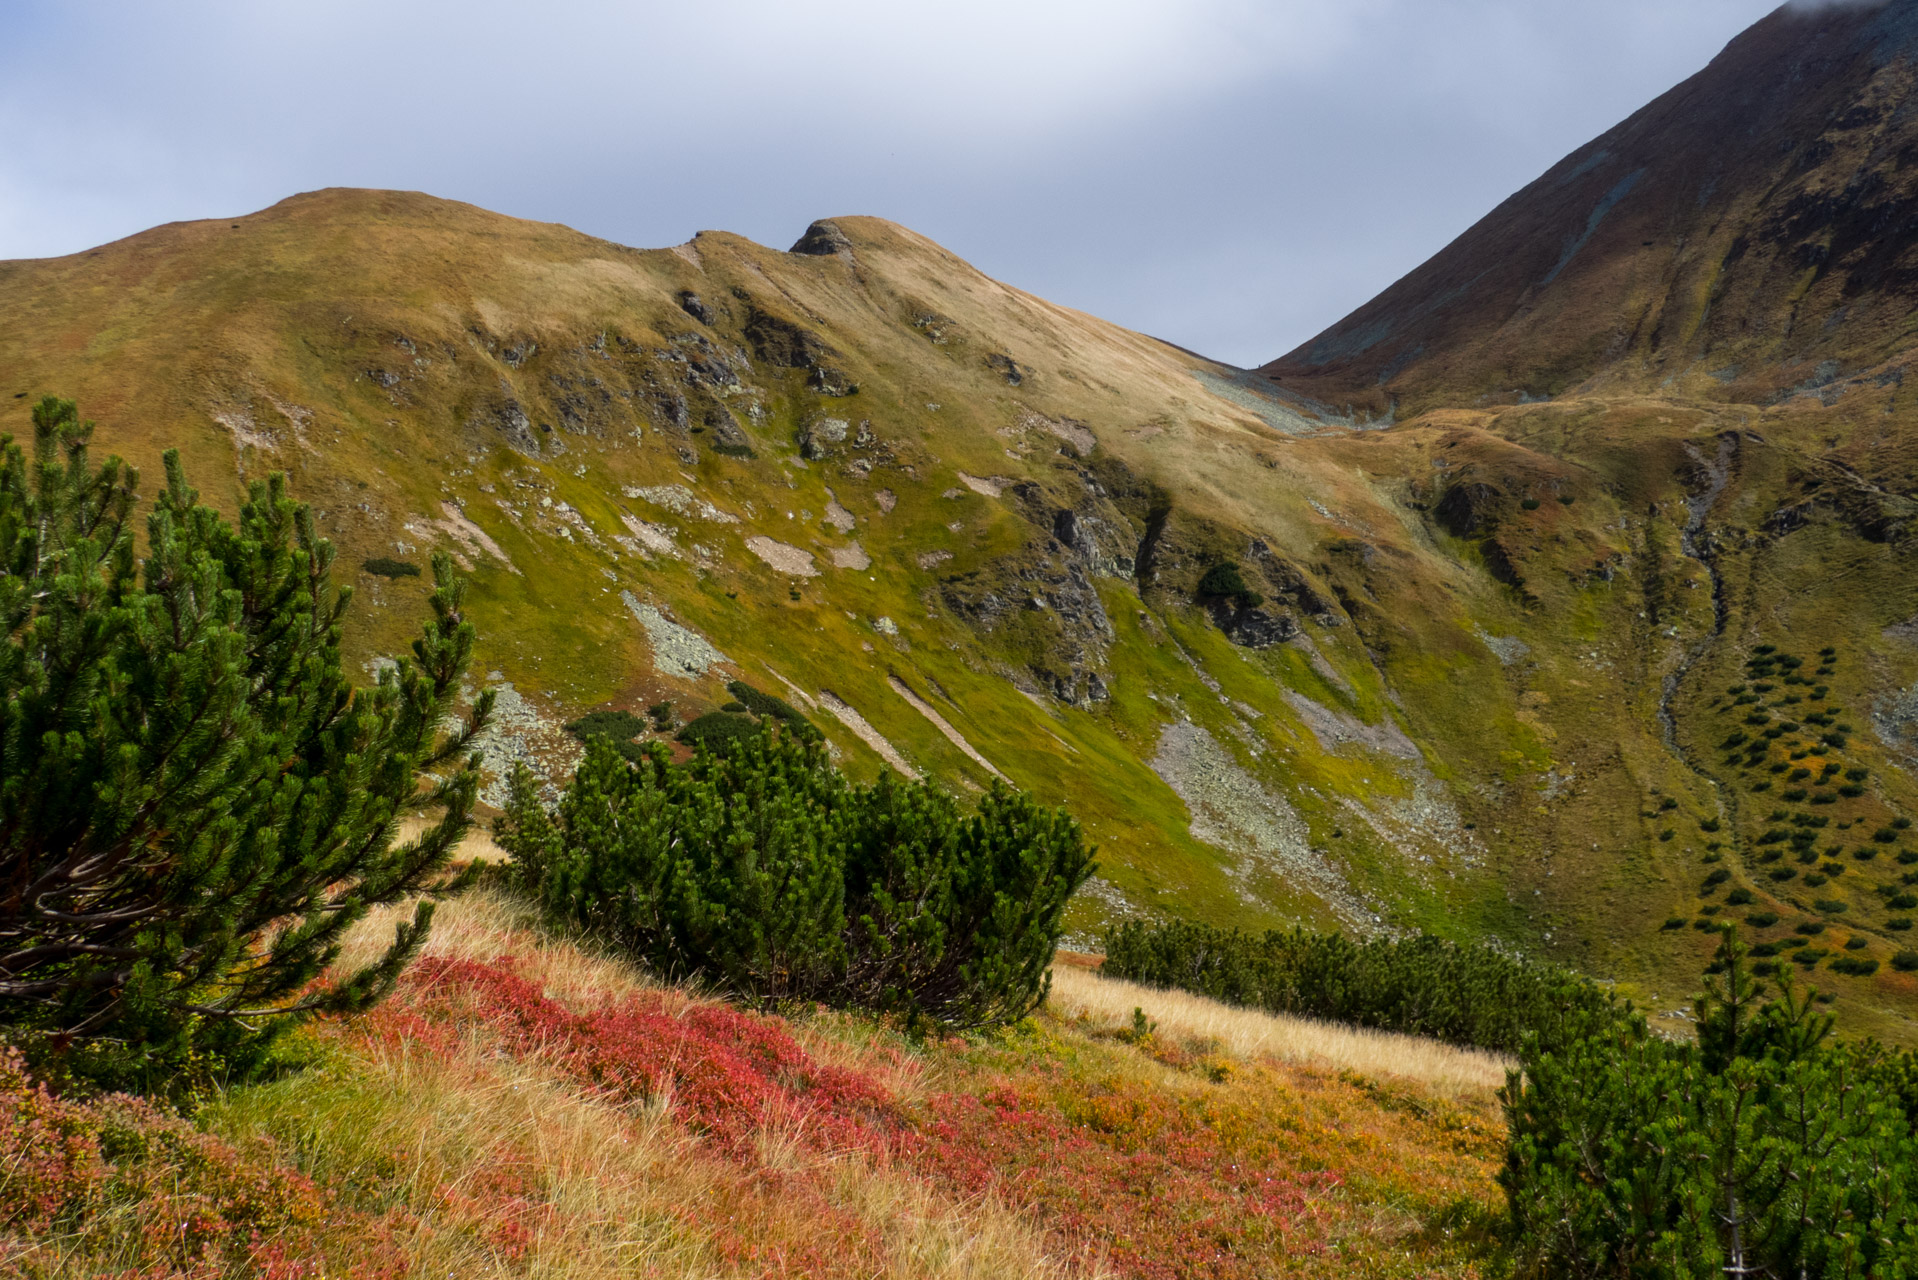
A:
[[469, 394, 545, 457], [1435, 482, 1505, 537], [985, 352, 1024, 385], [800, 416, 850, 459], [677, 290, 713, 324], [1221, 607, 1299, 650], [704, 405, 754, 457], [744, 306, 834, 369], [789, 219, 855, 256], [808, 365, 857, 396], [1246, 540, 1344, 625]]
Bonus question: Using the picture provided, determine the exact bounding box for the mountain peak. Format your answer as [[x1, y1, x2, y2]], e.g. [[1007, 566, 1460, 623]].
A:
[[1265, 0, 1918, 413]]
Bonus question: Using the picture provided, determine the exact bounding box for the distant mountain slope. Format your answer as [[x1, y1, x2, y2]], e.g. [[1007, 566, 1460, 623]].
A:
[[5, 178, 1918, 1040], [1264, 0, 1918, 416]]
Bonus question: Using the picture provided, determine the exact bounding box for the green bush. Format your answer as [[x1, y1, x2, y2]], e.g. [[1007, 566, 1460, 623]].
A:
[[1746, 911, 1780, 928], [1896, 951, 1918, 972], [497, 727, 1094, 1029], [1501, 930, 1918, 1276], [727, 680, 821, 740], [362, 555, 421, 578], [566, 709, 651, 763], [1831, 955, 1879, 977], [1196, 562, 1263, 609], [0, 400, 491, 1092], [674, 710, 760, 753], [1098, 918, 1612, 1055], [1726, 888, 1753, 906]]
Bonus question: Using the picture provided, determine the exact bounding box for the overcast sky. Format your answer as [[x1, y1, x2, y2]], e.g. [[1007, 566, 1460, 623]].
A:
[[1, 1, 1790, 366]]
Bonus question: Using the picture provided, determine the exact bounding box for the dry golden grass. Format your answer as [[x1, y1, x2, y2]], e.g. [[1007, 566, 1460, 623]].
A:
[[309, 888, 1101, 1280], [1046, 963, 1512, 1098], [208, 1012, 1092, 1280]]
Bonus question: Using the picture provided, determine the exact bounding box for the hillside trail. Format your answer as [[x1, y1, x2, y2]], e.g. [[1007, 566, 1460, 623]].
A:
[[1659, 432, 1740, 825]]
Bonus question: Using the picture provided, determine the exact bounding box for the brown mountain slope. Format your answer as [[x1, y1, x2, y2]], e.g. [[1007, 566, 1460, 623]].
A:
[[1264, 0, 1918, 416]]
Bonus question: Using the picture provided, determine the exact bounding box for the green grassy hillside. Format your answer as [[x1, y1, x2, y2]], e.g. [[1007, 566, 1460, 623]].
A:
[[5, 190, 1918, 1036]]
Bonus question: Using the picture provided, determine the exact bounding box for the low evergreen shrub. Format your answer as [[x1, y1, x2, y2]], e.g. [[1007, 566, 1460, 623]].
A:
[[362, 556, 421, 578], [726, 680, 821, 740], [566, 709, 651, 763], [0, 400, 491, 1092], [1502, 929, 1918, 1275], [1196, 562, 1263, 609], [1098, 918, 1613, 1055], [497, 727, 1094, 1029], [674, 710, 763, 754]]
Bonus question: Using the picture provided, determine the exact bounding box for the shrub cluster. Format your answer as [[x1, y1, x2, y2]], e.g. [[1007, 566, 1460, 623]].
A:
[[1503, 929, 1918, 1276], [497, 727, 1095, 1028], [1099, 918, 1611, 1054]]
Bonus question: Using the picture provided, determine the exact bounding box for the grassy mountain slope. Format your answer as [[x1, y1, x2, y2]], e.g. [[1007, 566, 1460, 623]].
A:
[[5, 180, 1918, 1036]]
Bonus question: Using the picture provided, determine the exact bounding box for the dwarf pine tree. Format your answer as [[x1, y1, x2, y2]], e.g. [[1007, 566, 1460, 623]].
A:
[[498, 725, 1094, 1028], [0, 398, 493, 1088]]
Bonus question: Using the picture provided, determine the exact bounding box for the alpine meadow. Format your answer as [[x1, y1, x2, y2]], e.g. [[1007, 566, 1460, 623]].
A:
[[13, 2, 1918, 1276]]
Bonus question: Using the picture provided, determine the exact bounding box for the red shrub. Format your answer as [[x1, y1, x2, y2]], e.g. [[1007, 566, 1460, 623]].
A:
[[396, 957, 904, 1159], [0, 1045, 104, 1233], [913, 1074, 1343, 1279]]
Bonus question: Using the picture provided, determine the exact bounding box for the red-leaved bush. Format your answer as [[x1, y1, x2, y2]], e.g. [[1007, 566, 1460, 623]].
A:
[[395, 957, 904, 1159], [0, 1046, 408, 1280]]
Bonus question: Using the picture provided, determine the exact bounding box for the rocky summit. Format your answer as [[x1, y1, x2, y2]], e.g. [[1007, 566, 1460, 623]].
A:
[[8, 0, 1918, 1039]]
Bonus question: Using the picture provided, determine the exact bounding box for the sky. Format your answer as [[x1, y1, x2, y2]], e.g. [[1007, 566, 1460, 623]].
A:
[[0, 1, 1793, 366]]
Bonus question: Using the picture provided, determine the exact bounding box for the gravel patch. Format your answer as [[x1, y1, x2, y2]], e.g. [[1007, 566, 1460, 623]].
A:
[[915, 550, 953, 570], [823, 490, 857, 532], [1476, 629, 1531, 666], [428, 501, 519, 573], [746, 536, 819, 577], [875, 489, 897, 514], [1150, 720, 1367, 926], [618, 513, 681, 559], [829, 540, 872, 570], [817, 691, 920, 779], [889, 676, 1006, 779], [1282, 691, 1420, 761], [957, 472, 1004, 497], [622, 591, 729, 678], [473, 681, 582, 808], [623, 484, 739, 524], [1874, 683, 1918, 764]]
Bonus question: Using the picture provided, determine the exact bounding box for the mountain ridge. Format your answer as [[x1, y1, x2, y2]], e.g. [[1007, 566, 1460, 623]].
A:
[[10, 2, 1918, 1037], [1264, 0, 1918, 418]]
